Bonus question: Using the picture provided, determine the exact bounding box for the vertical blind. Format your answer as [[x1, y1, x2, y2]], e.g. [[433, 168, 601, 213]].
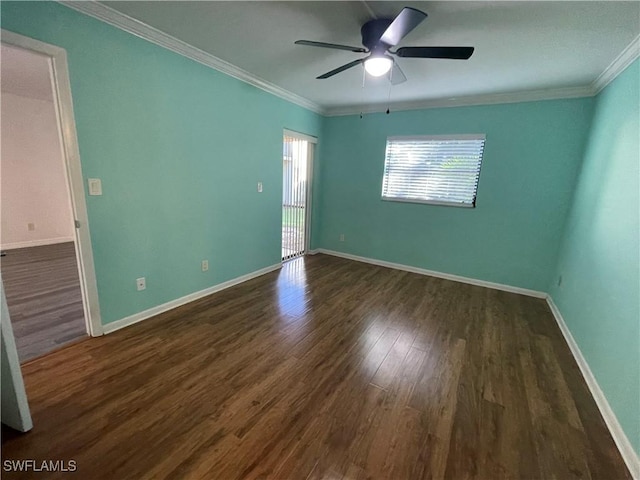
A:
[[282, 135, 308, 261], [381, 134, 486, 207]]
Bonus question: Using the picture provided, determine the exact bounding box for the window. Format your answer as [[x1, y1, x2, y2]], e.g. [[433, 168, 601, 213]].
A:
[[381, 134, 486, 207]]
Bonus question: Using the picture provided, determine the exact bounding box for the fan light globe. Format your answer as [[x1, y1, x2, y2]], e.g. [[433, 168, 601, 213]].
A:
[[364, 56, 393, 77]]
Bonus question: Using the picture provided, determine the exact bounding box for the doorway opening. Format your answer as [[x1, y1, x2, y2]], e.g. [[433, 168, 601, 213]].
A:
[[282, 131, 315, 262], [1, 32, 102, 362]]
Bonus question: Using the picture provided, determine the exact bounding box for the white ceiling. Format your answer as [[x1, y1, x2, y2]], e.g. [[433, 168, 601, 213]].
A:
[[99, 1, 640, 111], [90, 2, 640, 112], [1, 44, 53, 102]]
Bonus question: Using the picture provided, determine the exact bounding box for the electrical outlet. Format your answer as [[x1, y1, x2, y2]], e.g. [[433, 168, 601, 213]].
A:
[[257, 182, 263, 193], [136, 277, 146, 291], [339, 234, 345, 242], [202, 260, 209, 272], [27, 223, 35, 231]]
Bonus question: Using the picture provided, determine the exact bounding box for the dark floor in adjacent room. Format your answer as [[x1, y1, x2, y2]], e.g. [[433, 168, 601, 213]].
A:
[[1, 254, 631, 479], [1, 242, 86, 362]]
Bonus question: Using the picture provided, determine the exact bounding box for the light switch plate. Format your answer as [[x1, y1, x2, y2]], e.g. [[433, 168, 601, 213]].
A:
[[88, 178, 102, 196], [257, 182, 263, 193]]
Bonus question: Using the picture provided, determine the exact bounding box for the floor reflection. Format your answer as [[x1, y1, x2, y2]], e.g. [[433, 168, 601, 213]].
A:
[[276, 257, 310, 320]]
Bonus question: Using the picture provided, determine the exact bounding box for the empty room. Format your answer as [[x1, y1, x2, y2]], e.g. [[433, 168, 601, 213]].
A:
[[0, 2, 638, 479]]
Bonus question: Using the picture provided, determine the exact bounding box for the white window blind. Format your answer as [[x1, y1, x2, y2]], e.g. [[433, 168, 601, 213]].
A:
[[381, 134, 486, 207]]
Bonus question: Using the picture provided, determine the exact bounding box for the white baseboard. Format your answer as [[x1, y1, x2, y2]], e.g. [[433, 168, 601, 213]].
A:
[[307, 249, 320, 255], [315, 249, 547, 298], [98, 248, 638, 476], [102, 263, 282, 334], [1, 237, 75, 250], [546, 296, 640, 479]]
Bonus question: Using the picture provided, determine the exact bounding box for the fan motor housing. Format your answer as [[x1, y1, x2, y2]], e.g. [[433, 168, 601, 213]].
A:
[[361, 18, 393, 51]]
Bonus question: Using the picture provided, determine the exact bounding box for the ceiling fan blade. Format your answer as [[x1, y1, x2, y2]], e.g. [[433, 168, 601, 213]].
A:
[[295, 40, 367, 53], [379, 7, 428, 46], [317, 59, 364, 79], [395, 46, 475, 59], [390, 61, 407, 85]]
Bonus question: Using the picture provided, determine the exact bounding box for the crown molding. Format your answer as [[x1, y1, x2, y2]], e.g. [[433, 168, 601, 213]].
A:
[[59, 1, 324, 115], [592, 33, 640, 94], [59, 1, 637, 118], [324, 84, 595, 117]]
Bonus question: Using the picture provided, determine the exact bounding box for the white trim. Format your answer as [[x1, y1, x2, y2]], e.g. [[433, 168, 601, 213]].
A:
[[1, 237, 75, 250], [305, 143, 315, 254], [324, 85, 595, 117], [283, 129, 318, 144], [1, 280, 33, 432], [592, 34, 640, 94], [282, 128, 316, 256], [546, 296, 640, 479], [1, 30, 104, 337], [103, 263, 282, 334], [57, 1, 638, 116], [381, 197, 475, 208], [315, 249, 547, 298], [323, 30, 640, 116], [388, 133, 486, 142], [313, 248, 639, 474], [307, 249, 320, 255], [59, 1, 323, 115], [54, 2, 639, 116]]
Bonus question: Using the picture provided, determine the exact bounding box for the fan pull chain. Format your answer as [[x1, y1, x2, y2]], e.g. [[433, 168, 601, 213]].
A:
[[360, 63, 366, 119], [386, 67, 393, 114]]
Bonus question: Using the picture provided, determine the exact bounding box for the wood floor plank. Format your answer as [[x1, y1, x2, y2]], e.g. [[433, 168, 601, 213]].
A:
[[1, 242, 86, 362], [0, 254, 631, 479]]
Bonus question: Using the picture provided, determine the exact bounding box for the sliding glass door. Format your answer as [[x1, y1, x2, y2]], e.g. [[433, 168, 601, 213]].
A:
[[282, 132, 314, 261]]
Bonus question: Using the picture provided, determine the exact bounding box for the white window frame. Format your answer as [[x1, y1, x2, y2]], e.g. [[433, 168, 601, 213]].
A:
[[381, 134, 486, 208]]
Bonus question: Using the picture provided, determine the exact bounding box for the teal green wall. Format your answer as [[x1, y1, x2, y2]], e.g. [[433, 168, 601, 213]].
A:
[[3, 1, 637, 455], [317, 99, 594, 291], [1, 2, 322, 324], [550, 60, 640, 455]]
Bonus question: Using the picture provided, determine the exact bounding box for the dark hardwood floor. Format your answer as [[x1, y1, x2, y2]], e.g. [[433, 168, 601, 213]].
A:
[[1, 242, 87, 362], [1, 254, 630, 479]]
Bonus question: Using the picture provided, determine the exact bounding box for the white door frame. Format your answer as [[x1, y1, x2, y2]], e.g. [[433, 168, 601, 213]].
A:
[[2, 30, 103, 336], [283, 129, 317, 256], [1, 279, 33, 432]]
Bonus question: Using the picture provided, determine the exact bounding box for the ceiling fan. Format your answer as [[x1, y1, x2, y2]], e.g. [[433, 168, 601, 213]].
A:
[[295, 7, 474, 84]]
